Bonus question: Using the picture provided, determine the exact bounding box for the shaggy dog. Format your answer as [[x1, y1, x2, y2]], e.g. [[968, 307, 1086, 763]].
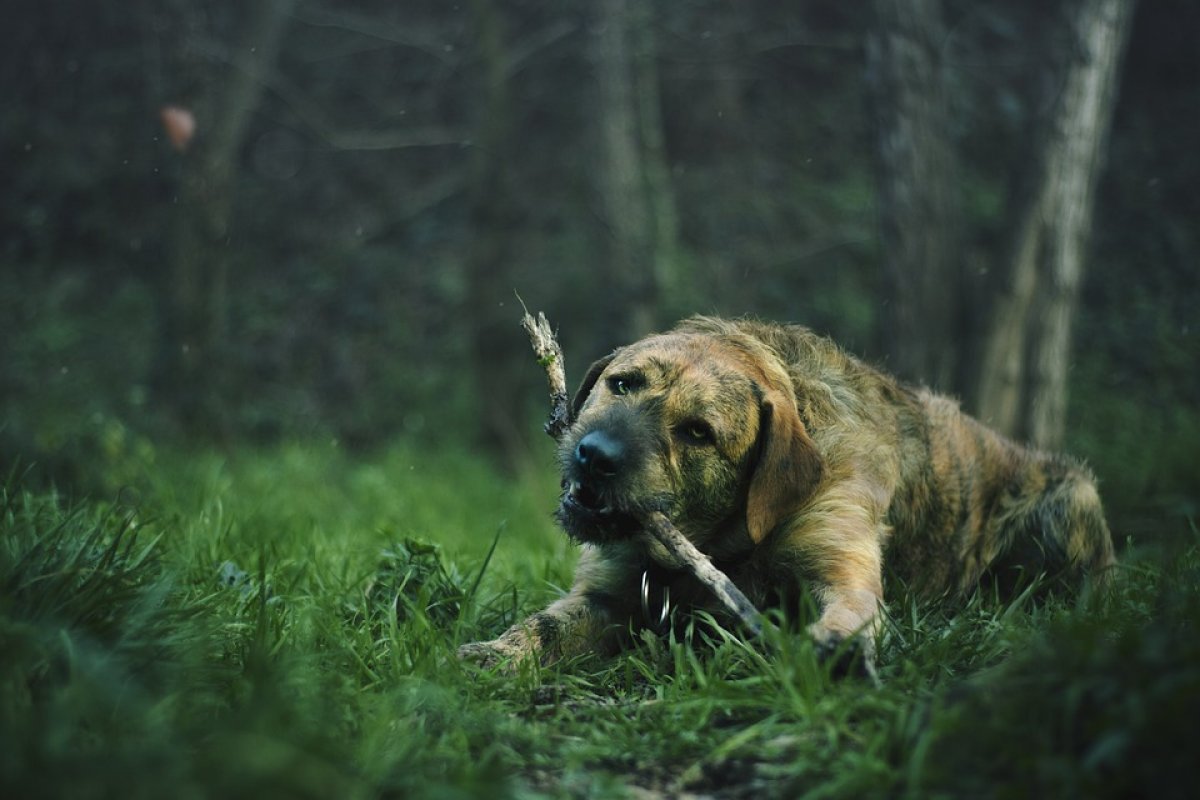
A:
[[459, 317, 1115, 667]]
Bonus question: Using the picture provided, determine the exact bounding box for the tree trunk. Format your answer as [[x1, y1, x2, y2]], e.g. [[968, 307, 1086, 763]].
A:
[[976, 0, 1135, 447], [866, 0, 962, 392], [464, 0, 526, 464], [631, 5, 683, 315], [593, 0, 666, 339], [160, 0, 295, 431]]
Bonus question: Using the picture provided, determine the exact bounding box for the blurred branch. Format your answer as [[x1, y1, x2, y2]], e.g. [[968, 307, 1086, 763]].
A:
[[351, 169, 467, 244], [296, 9, 575, 77], [194, 38, 465, 151], [747, 32, 860, 53], [397, 170, 465, 219], [292, 6, 455, 65], [754, 237, 870, 272], [502, 20, 577, 78], [319, 127, 465, 152], [195, 12, 575, 152], [657, 32, 858, 71]]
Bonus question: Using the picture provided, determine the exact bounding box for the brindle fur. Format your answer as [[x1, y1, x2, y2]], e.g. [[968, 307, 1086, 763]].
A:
[[457, 317, 1116, 668]]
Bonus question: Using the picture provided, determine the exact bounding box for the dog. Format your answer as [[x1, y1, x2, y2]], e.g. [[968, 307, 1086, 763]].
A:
[[458, 317, 1116, 668]]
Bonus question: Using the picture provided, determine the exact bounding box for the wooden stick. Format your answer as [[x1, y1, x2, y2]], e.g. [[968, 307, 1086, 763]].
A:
[[642, 511, 763, 636], [520, 310, 572, 441], [520, 311, 764, 636]]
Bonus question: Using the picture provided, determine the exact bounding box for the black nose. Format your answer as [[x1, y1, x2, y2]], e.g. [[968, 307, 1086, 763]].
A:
[[575, 430, 625, 479]]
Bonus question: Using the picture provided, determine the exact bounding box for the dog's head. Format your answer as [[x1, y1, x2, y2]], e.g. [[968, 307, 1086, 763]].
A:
[[557, 328, 824, 554]]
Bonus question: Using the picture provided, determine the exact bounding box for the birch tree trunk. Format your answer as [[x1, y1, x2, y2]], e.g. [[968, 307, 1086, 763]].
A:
[[866, 0, 962, 392], [976, 0, 1135, 447]]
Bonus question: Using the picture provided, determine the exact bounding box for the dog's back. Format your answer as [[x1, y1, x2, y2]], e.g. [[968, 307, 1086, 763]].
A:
[[888, 390, 1116, 597], [683, 316, 1117, 599]]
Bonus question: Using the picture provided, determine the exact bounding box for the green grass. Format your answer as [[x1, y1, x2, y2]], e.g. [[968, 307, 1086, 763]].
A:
[[2, 444, 1198, 799]]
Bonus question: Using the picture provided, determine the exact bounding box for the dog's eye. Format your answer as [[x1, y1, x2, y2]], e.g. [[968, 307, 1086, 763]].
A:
[[678, 421, 715, 445], [608, 375, 643, 396]]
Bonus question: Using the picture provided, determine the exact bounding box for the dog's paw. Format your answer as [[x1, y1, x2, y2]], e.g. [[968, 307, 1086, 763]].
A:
[[807, 623, 878, 682], [456, 641, 505, 668], [456, 639, 534, 672]]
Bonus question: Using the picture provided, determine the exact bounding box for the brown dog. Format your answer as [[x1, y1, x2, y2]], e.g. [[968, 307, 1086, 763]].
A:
[[458, 317, 1115, 667]]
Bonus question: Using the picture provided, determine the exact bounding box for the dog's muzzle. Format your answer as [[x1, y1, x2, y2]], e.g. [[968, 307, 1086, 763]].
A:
[[558, 426, 647, 542], [565, 430, 625, 512]]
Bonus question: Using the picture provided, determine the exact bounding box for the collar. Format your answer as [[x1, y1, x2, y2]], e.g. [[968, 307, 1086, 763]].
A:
[[639, 548, 750, 633]]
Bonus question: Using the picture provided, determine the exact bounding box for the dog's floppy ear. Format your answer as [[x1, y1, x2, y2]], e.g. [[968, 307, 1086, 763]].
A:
[[571, 351, 617, 418], [746, 391, 824, 544]]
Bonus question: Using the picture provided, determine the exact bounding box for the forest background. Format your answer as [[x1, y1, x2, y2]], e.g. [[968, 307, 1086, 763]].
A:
[[3, 0, 1197, 532], [3, 1, 1200, 797]]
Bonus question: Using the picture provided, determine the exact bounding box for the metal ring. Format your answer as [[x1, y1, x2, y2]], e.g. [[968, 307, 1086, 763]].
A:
[[640, 570, 652, 623], [640, 569, 672, 632], [658, 584, 671, 629]]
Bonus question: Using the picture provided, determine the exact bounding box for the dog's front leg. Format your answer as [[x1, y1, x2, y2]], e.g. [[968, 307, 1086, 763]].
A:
[[457, 592, 620, 668], [788, 481, 887, 666], [810, 580, 883, 663], [457, 547, 631, 669]]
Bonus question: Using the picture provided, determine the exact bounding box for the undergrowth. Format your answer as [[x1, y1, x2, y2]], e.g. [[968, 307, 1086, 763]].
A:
[[1, 447, 1197, 798]]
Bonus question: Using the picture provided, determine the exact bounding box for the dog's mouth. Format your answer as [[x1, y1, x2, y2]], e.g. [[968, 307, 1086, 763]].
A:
[[557, 480, 644, 543], [564, 480, 612, 514]]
